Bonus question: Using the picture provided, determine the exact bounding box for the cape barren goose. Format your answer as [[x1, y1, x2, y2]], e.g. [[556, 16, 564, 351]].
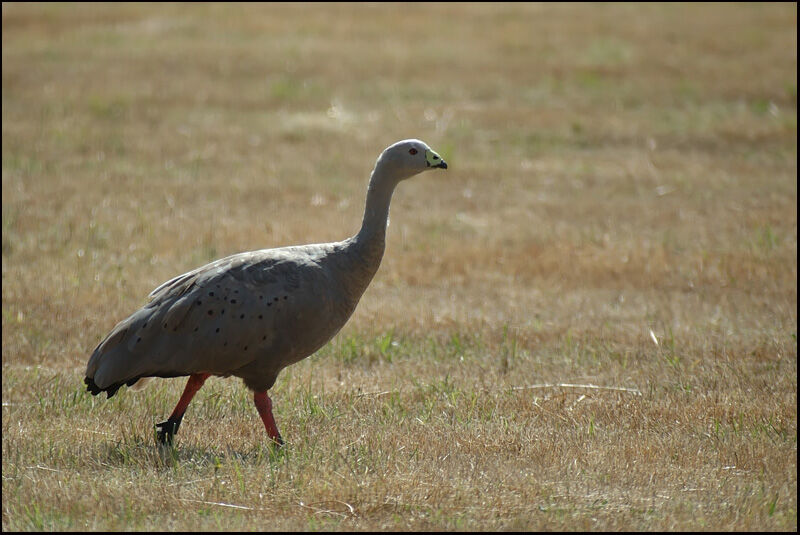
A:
[[85, 139, 447, 446]]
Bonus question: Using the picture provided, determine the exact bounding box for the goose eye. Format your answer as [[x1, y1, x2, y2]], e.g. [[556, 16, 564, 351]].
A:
[[409, 148, 418, 155]]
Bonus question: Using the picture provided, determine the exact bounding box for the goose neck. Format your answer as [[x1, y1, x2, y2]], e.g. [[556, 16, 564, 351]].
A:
[[356, 166, 399, 244]]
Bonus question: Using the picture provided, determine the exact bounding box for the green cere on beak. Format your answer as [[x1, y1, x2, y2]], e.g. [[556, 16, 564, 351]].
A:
[[425, 149, 448, 169]]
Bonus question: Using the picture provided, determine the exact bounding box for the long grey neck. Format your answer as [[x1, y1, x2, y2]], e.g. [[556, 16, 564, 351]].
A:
[[357, 165, 399, 244], [308, 161, 405, 317], [344, 163, 401, 286]]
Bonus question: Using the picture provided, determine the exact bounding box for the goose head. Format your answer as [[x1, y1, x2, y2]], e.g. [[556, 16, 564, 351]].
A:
[[374, 139, 448, 182]]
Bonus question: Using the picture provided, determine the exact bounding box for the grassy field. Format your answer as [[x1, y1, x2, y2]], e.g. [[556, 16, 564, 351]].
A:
[[2, 2, 796, 531]]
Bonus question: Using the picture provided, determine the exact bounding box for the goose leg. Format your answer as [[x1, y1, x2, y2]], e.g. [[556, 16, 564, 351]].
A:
[[254, 391, 284, 446], [155, 373, 210, 444]]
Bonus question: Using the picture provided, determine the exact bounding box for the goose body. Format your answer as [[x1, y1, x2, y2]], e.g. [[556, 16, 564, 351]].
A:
[[85, 139, 447, 445]]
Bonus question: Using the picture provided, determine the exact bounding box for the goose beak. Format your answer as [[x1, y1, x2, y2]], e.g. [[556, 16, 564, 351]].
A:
[[426, 149, 448, 169]]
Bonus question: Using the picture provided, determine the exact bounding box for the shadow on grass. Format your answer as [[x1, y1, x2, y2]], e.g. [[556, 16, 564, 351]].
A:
[[88, 435, 287, 472]]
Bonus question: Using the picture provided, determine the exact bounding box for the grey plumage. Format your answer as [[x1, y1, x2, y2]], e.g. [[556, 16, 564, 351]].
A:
[[84, 138, 447, 445]]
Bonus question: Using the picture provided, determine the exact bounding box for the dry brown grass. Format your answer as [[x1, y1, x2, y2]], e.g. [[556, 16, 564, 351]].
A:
[[2, 2, 796, 531]]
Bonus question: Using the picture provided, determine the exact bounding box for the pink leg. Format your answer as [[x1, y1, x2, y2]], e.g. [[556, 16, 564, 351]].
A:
[[254, 391, 284, 446], [156, 373, 211, 444]]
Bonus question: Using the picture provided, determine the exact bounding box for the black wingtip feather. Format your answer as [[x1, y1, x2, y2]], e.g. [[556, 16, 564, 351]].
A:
[[84, 376, 102, 396], [84, 376, 122, 399], [85, 372, 186, 399]]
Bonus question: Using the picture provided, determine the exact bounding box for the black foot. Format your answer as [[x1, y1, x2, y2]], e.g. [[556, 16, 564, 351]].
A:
[[155, 419, 180, 445]]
